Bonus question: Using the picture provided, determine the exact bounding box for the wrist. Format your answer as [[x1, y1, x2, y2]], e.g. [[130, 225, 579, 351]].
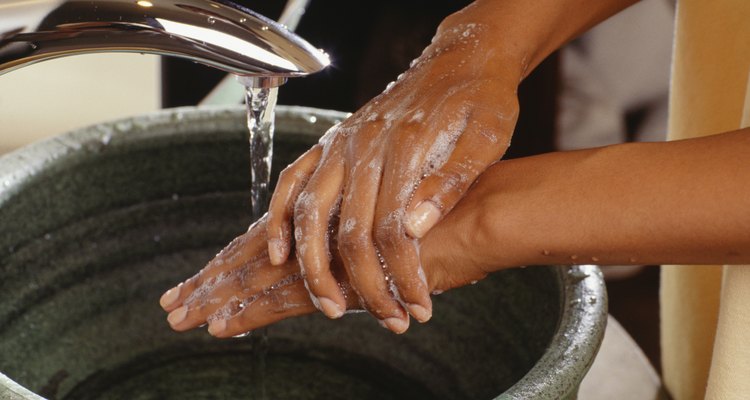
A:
[[439, 0, 640, 80]]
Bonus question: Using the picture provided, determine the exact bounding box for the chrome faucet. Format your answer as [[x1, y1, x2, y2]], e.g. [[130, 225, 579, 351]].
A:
[[0, 0, 329, 88]]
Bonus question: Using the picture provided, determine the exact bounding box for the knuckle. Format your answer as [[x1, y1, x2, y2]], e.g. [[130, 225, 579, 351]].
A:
[[396, 117, 425, 137], [267, 204, 282, 222], [338, 228, 370, 257], [277, 166, 296, 186], [435, 165, 473, 195], [359, 292, 397, 318], [374, 219, 402, 249], [393, 275, 423, 297], [265, 290, 286, 311], [293, 192, 319, 223]]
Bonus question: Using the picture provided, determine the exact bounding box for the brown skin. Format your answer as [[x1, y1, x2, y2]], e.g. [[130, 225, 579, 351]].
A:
[[423, 128, 750, 273], [263, 0, 641, 333], [161, 127, 750, 337]]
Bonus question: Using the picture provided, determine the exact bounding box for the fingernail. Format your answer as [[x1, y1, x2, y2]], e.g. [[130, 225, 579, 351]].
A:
[[381, 317, 409, 334], [160, 286, 181, 309], [167, 305, 188, 326], [208, 319, 227, 336], [405, 201, 441, 238], [268, 239, 285, 265], [407, 303, 432, 323], [318, 297, 344, 319]]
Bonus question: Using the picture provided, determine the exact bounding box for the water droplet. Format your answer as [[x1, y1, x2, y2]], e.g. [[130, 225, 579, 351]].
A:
[[570, 254, 578, 261], [240, 18, 247, 23], [591, 256, 600, 262], [541, 250, 550, 256], [261, 25, 269, 31], [470, 280, 478, 285], [101, 133, 112, 145], [567, 269, 589, 282], [409, 58, 419, 68], [570, 298, 582, 306], [207, 16, 216, 24], [233, 331, 252, 338], [307, 115, 317, 124], [385, 81, 396, 91]]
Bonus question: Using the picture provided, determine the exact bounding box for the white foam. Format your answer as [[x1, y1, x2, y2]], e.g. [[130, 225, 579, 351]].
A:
[[207, 295, 242, 324], [421, 120, 465, 178], [318, 125, 338, 145], [408, 109, 425, 123], [341, 218, 357, 235], [417, 266, 428, 286], [184, 270, 230, 306]]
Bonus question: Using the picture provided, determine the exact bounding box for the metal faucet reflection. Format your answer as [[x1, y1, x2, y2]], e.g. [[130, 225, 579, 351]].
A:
[[0, 0, 329, 88]]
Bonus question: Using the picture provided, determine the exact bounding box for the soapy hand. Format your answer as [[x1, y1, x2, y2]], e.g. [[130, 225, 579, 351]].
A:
[[264, 5, 522, 332], [159, 217, 488, 336]]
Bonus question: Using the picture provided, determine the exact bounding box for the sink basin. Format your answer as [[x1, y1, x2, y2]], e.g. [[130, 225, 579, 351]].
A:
[[0, 105, 607, 399]]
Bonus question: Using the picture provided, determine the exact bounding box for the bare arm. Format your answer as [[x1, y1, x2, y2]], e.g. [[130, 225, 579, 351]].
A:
[[446, 0, 642, 81], [423, 127, 750, 286]]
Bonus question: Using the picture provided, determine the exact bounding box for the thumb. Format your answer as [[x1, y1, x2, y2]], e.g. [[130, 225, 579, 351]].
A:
[[404, 110, 511, 238]]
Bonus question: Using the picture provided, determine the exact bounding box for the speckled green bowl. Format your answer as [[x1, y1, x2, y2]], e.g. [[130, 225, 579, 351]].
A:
[[0, 105, 607, 400]]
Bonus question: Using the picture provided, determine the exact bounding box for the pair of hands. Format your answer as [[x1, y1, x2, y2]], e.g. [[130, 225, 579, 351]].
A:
[[159, 216, 490, 337], [161, 2, 525, 335]]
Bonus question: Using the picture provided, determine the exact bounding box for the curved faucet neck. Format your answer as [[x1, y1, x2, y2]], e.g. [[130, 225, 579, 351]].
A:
[[0, 0, 329, 80]]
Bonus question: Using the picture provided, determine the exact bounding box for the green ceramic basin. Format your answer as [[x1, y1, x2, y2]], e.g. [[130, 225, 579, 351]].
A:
[[0, 105, 607, 400]]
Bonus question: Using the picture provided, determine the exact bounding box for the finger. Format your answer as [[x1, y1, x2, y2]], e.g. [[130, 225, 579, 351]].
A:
[[160, 219, 268, 312], [209, 272, 368, 337], [169, 257, 301, 332], [205, 256, 365, 337], [374, 137, 432, 323], [338, 154, 410, 334], [266, 145, 323, 265], [207, 278, 315, 337], [293, 154, 348, 320], [405, 105, 516, 238]]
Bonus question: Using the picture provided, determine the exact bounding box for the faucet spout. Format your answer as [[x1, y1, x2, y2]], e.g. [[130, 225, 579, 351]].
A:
[[0, 0, 329, 81]]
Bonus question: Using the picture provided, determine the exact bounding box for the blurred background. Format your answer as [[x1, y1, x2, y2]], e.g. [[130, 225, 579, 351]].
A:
[[0, 0, 675, 374]]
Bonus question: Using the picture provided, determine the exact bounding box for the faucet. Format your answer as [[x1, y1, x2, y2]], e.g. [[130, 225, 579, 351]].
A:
[[0, 0, 329, 88]]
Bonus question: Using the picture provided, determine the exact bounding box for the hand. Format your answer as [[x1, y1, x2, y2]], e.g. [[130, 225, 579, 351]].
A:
[[264, 5, 522, 332], [159, 217, 488, 337]]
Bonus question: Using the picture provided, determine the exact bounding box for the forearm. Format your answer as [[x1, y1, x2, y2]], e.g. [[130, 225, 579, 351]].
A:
[[447, 0, 640, 79], [423, 129, 750, 273]]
